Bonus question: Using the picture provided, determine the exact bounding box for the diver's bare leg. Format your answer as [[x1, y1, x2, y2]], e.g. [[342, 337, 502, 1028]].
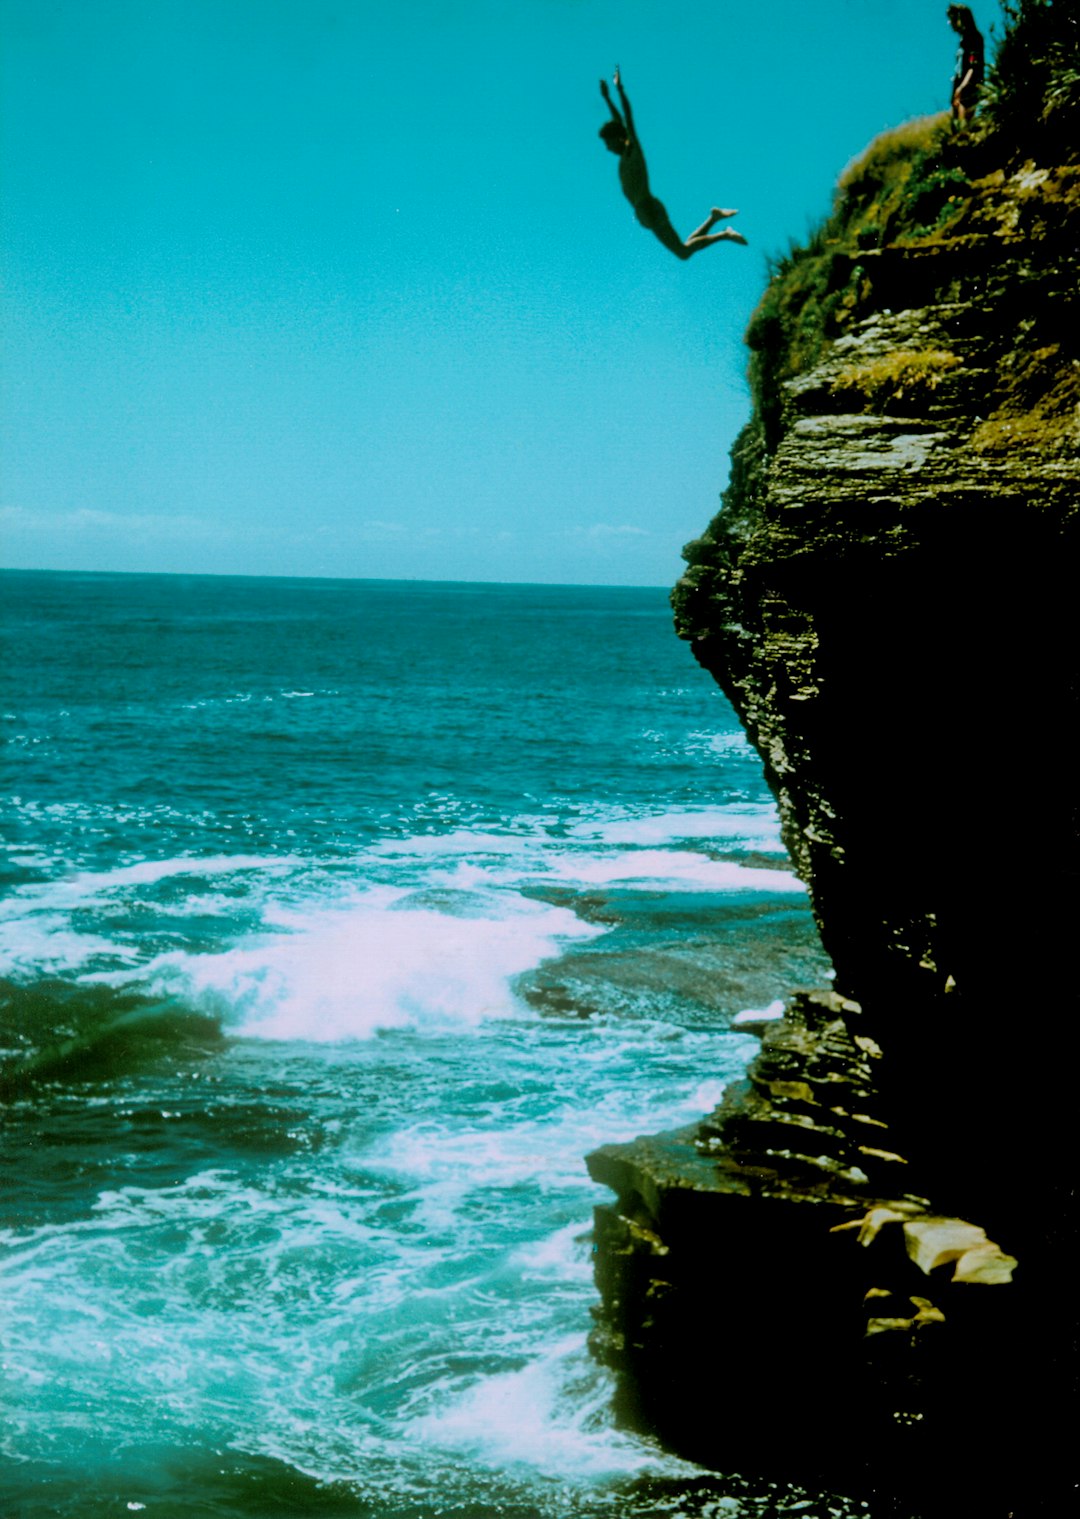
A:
[[684, 227, 748, 255], [685, 207, 739, 241]]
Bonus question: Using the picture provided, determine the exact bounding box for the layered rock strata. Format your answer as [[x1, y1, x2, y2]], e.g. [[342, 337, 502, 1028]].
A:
[[588, 114, 1078, 1514]]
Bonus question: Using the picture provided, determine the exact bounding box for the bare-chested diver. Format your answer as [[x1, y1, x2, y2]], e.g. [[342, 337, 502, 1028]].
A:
[[599, 69, 746, 259]]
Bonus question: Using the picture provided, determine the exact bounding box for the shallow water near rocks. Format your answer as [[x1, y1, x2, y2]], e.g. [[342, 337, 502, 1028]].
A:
[[1, 572, 891, 1517]]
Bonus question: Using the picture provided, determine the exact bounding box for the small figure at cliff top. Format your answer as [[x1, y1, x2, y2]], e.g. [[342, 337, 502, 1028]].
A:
[[599, 69, 746, 259], [948, 5, 985, 126]]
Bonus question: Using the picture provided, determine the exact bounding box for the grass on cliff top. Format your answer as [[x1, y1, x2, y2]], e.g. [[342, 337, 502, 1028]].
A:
[[746, 111, 965, 433], [675, 0, 1078, 608], [745, 0, 1079, 436]]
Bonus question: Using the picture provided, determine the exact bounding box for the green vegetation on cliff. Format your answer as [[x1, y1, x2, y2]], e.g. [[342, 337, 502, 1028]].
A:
[[737, 0, 1079, 454], [985, 0, 1080, 143]]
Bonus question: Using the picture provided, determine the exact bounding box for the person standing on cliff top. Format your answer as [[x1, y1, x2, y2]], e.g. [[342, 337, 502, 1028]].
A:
[[948, 5, 984, 125], [599, 69, 746, 259]]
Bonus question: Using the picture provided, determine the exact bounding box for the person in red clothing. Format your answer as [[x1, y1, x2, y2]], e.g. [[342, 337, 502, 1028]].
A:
[[598, 69, 746, 260], [948, 5, 985, 125]]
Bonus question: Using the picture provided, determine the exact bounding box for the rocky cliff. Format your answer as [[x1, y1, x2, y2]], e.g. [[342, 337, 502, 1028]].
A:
[[587, 7, 1078, 1512]]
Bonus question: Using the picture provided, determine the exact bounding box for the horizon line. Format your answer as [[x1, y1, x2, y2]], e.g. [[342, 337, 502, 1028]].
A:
[[0, 564, 675, 592]]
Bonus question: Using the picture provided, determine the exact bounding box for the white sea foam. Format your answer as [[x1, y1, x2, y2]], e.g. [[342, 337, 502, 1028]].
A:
[[359, 1026, 750, 1226], [67, 854, 302, 893], [0, 805, 802, 1025], [408, 1332, 696, 1481], [0, 854, 302, 919], [511, 1222, 593, 1282], [0, 912, 134, 977], [698, 729, 756, 754], [0, 852, 307, 976], [133, 890, 602, 1041], [537, 848, 803, 894], [732, 998, 786, 1028], [574, 804, 784, 851], [364, 828, 799, 898], [684, 1075, 737, 1112], [371, 806, 786, 861]]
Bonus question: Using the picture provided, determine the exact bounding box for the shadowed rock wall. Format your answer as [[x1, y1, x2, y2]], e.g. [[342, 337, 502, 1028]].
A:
[[587, 86, 1078, 1518]]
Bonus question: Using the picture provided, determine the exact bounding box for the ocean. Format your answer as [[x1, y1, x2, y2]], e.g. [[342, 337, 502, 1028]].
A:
[[1, 571, 864, 1518]]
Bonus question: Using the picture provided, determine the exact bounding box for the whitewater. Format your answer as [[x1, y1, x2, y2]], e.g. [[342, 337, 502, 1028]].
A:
[[1, 571, 873, 1517]]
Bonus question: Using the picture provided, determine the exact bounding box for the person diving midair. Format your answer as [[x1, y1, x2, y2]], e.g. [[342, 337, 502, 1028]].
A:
[[599, 69, 746, 259]]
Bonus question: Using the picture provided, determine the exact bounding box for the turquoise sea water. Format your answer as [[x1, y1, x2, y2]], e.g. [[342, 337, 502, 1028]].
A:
[[1, 572, 860, 1518]]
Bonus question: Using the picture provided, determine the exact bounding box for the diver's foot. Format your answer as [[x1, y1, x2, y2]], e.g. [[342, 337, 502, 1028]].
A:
[[720, 228, 748, 245], [712, 207, 739, 219]]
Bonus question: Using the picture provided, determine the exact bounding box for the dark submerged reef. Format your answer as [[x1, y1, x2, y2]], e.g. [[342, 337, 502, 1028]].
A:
[[588, 4, 1079, 1512]]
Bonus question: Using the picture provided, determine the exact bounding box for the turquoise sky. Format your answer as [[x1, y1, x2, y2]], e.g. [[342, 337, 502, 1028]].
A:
[[2, 0, 1004, 586]]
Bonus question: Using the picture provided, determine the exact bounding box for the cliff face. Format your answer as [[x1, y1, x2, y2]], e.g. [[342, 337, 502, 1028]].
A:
[[587, 18, 1078, 1513]]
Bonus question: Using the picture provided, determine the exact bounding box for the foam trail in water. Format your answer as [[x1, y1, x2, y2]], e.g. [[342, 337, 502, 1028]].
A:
[[0, 912, 132, 977], [8, 854, 300, 905], [0, 853, 304, 977], [538, 848, 804, 893], [577, 804, 784, 851], [365, 833, 801, 897]]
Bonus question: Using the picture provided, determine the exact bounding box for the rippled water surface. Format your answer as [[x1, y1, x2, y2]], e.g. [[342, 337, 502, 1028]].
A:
[[0, 572, 873, 1518]]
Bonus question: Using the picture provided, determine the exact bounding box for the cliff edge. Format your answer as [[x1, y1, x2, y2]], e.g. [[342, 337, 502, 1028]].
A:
[[588, 6, 1078, 1511]]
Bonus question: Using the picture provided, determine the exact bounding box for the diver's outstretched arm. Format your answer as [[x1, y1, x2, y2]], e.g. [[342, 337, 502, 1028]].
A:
[[599, 76, 626, 132], [613, 67, 638, 144]]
